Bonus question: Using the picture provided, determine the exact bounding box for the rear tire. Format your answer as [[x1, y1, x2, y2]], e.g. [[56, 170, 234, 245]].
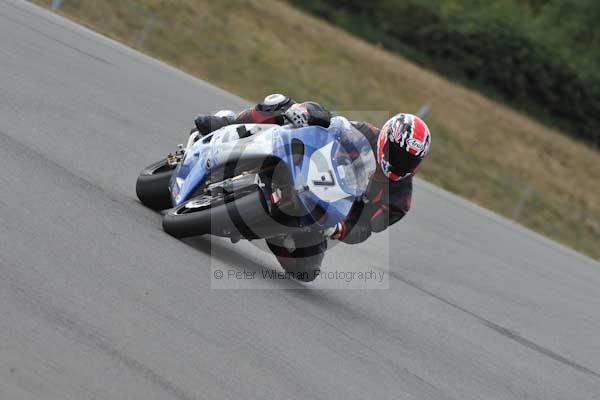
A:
[[136, 159, 174, 211]]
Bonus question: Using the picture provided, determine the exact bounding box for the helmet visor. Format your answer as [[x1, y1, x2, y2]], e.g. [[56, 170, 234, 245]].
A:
[[386, 143, 422, 177]]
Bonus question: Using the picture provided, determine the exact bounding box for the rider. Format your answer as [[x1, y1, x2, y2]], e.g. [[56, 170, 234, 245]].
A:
[[194, 94, 431, 277]]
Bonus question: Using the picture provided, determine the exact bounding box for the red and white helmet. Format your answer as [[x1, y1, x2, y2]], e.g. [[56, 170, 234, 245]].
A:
[[377, 113, 431, 181]]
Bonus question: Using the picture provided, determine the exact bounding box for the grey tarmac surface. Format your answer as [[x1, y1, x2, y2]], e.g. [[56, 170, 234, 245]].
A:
[[1, 1, 599, 399]]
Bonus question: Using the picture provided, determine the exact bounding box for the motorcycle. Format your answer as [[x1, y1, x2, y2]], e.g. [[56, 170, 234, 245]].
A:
[[136, 119, 376, 280]]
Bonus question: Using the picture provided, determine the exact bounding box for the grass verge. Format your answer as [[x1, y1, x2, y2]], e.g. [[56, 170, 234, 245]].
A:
[[33, 0, 600, 259]]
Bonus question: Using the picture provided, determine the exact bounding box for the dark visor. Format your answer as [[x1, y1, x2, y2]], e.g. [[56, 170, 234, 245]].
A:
[[385, 142, 422, 176]]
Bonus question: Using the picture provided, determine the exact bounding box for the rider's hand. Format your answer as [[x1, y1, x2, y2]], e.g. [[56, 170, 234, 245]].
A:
[[284, 103, 310, 128], [324, 222, 345, 240], [194, 111, 237, 136], [194, 115, 214, 135]]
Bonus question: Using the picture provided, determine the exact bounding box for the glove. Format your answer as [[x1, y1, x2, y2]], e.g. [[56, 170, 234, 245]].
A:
[[284, 103, 310, 128], [323, 222, 345, 240], [194, 111, 237, 135], [194, 115, 215, 135]]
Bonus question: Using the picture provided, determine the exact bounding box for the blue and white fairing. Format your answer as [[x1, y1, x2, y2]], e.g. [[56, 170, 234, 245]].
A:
[[169, 123, 279, 205], [169, 118, 376, 230]]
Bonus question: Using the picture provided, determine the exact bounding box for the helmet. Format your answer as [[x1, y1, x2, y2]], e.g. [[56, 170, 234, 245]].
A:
[[377, 113, 431, 181]]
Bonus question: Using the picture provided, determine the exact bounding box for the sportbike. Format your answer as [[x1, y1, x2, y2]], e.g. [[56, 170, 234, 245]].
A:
[[136, 121, 376, 278]]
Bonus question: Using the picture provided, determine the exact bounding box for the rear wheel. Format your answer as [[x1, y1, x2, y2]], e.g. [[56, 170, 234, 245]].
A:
[[136, 159, 174, 211]]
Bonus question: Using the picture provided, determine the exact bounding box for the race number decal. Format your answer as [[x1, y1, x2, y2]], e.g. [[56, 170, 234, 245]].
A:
[[307, 142, 349, 202]]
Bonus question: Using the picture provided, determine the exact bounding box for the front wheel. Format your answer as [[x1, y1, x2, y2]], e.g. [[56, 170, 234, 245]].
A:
[[162, 186, 271, 239], [136, 158, 174, 211], [162, 193, 226, 238]]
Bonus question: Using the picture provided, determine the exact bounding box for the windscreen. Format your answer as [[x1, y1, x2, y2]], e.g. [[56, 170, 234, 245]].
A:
[[333, 125, 376, 196]]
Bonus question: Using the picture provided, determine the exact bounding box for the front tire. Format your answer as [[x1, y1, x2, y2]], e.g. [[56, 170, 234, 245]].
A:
[[162, 187, 268, 239], [136, 159, 174, 211], [162, 194, 225, 238]]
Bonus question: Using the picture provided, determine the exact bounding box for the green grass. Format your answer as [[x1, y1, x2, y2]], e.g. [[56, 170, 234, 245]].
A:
[[33, 0, 600, 259]]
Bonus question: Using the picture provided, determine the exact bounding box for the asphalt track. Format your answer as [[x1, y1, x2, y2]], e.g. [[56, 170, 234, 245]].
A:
[[1, 1, 600, 399]]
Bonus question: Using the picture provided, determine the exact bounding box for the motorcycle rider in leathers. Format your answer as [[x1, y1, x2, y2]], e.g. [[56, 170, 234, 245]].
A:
[[193, 94, 431, 281]]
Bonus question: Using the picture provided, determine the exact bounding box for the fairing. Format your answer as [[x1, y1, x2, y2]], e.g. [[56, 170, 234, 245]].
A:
[[169, 123, 375, 230]]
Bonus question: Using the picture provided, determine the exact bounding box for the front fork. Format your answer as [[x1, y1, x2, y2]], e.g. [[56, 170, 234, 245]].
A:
[[166, 130, 201, 167]]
